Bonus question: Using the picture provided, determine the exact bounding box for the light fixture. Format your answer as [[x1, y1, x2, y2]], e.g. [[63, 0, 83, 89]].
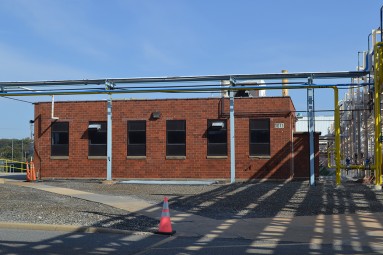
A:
[[88, 124, 101, 130], [212, 121, 225, 128], [296, 113, 303, 119], [151, 112, 161, 119]]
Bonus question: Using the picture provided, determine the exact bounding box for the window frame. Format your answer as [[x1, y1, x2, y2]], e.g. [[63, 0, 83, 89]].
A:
[[127, 120, 146, 157], [51, 122, 69, 157], [166, 120, 186, 157], [207, 119, 227, 156], [249, 119, 271, 157], [88, 121, 107, 157]]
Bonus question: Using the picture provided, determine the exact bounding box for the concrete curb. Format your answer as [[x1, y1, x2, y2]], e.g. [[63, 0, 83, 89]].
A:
[[0, 222, 153, 236]]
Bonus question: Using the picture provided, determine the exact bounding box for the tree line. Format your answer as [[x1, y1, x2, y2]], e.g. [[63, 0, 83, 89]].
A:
[[0, 138, 33, 162]]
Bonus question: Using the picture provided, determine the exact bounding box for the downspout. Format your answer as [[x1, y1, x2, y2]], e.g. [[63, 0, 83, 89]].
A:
[[51, 95, 59, 120]]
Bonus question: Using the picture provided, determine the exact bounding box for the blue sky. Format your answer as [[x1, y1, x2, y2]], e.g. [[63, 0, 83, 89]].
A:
[[0, 0, 381, 138]]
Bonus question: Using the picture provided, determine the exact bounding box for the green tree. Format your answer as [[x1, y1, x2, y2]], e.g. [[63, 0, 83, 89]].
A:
[[0, 138, 33, 161]]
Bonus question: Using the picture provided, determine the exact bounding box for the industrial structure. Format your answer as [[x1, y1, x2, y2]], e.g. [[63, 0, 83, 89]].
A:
[[1, 8, 383, 187], [33, 97, 320, 181]]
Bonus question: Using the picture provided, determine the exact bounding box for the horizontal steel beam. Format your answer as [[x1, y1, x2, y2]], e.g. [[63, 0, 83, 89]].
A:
[[0, 71, 368, 87]]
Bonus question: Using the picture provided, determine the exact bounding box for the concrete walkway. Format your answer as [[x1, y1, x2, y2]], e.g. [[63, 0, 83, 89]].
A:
[[2, 174, 383, 248]]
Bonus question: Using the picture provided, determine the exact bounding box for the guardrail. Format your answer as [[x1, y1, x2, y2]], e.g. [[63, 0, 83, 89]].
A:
[[0, 158, 27, 173]]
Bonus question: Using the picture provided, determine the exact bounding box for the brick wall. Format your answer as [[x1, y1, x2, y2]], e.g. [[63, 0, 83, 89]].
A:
[[293, 132, 320, 178], [33, 97, 315, 180]]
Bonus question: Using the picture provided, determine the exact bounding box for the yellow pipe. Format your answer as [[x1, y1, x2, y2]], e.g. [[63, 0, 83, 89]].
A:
[[344, 165, 374, 170], [334, 87, 341, 185], [282, 70, 289, 96], [374, 42, 383, 188], [328, 164, 375, 170]]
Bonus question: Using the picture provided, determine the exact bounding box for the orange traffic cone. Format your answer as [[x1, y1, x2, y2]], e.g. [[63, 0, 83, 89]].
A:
[[156, 197, 176, 235], [30, 161, 36, 181], [26, 162, 31, 182]]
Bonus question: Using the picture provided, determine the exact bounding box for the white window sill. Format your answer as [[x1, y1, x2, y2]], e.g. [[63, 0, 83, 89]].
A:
[[166, 156, 186, 160], [88, 156, 107, 160], [50, 156, 69, 160], [206, 156, 228, 159], [127, 156, 146, 160], [249, 156, 271, 159]]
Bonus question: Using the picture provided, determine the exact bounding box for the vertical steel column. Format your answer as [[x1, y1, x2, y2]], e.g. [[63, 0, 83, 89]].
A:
[[106, 95, 112, 181], [374, 42, 383, 188], [334, 87, 341, 185], [307, 78, 315, 186], [229, 78, 236, 184], [351, 87, 356, 163], [363, 87, 369, 162]]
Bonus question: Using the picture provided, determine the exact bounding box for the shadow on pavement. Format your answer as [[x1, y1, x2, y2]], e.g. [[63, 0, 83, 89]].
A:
[[2, 177, 383, 254], [0, 173, 26, 181]]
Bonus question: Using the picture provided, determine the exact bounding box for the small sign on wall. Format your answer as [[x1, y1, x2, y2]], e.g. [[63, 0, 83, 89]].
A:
[[274, 123, 284, 129]]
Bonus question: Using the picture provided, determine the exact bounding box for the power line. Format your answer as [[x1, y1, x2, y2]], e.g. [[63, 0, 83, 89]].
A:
[[1, 96, 34, 104]]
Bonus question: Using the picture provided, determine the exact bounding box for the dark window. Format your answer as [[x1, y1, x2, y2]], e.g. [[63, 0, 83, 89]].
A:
[[207, 120, 227, 156], [249, 119, 270, 156], [88, 122, 107, 156], [51, 122, 69, 156], [166, 120, 186, 156], [127, 121, 146, 156]]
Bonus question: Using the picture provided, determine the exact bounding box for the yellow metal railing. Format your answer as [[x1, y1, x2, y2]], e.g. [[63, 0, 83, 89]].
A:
[[0, 158, 27, 173]]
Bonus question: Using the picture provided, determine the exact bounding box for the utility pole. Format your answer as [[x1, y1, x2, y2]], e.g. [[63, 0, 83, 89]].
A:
[[11, 139, 14, 161]]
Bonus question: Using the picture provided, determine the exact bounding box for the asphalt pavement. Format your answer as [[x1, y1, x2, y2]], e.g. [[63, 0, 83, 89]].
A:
[[1, 228, 383, 255]]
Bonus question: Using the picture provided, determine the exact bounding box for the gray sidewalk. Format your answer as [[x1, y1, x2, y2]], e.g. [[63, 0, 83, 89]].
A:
[[2, 175, 383, 248]]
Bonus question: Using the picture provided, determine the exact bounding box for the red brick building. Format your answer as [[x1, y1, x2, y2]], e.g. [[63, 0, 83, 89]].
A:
[[33, 97, 319, 180]]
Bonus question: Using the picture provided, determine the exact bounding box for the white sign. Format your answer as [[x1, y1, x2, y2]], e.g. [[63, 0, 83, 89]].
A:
[[275, 123, 284, 129]]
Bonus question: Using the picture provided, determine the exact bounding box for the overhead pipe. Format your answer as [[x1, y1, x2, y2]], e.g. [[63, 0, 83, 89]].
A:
[[0, 71, 368, 88], [0, 83, 371, 98]]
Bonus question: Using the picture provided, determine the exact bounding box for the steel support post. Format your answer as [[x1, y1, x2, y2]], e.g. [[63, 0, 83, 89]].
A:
[[307, 78, 315, 186], [229, 79, 236, 184], [374, 42, 383, 189], [106, 96, 112, 181]]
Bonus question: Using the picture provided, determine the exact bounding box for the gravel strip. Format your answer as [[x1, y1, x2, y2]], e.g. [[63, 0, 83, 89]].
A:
[[42, 178, 383, 220], [0, 183, 158, 232], [3, 177, 383, 232]]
